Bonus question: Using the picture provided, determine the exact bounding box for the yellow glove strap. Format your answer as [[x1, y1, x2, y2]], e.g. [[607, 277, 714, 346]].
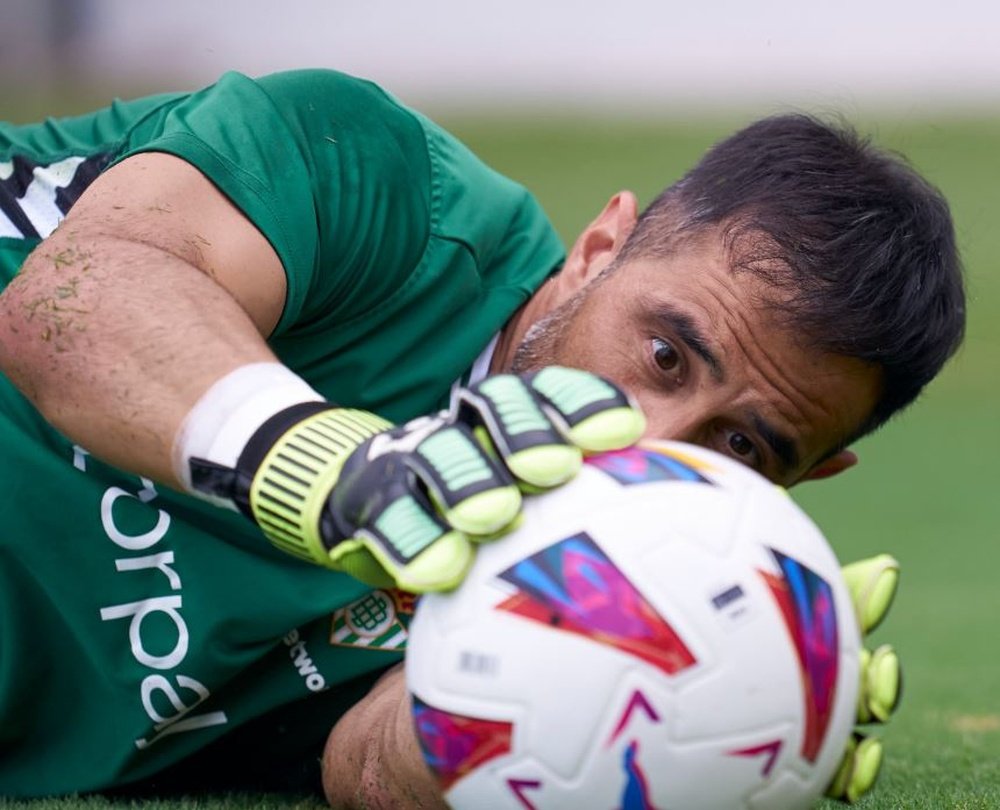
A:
[[249, 408, 391, 564]]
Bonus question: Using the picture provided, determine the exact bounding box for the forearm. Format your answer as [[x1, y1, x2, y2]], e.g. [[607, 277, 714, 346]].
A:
[[323, 665, 445, 809], [0, 226, 275, 487]]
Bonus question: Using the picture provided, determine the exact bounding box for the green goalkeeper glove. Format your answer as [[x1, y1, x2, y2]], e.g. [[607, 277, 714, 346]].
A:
[[191, 366, 644, 592], [825, 554, 902, 803]]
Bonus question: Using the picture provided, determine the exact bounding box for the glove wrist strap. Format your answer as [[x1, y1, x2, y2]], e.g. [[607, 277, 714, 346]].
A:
[[173, 362, 325, 502], [173, 362, 391, 565]]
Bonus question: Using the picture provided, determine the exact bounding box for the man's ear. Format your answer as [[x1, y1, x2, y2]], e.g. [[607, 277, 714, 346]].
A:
[[801, 449, 859, 482], [554, 191, 639, 298]]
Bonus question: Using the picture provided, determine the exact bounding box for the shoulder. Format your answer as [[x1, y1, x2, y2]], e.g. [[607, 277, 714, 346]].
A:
[[252, 69, 429, 151]]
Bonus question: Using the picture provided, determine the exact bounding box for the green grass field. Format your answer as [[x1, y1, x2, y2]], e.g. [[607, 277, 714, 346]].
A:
[[2, 102, 998, 808]]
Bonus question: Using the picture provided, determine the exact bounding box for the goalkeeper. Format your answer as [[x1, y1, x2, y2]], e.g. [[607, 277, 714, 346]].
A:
[[0, 69, 963, 804]]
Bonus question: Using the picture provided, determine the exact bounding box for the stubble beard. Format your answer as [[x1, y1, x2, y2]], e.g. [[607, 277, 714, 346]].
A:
[[509, 285, 591, 373]]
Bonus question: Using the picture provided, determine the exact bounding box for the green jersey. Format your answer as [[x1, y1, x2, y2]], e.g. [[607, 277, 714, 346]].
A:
[[0, 70, 565, 797]]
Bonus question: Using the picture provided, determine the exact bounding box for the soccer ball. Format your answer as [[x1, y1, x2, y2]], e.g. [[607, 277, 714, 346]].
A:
[[405, 440, 861, 809]]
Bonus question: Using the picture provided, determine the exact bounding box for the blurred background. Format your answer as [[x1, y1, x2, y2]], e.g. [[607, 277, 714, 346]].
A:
[[4, 0, 1000, 114], [3, 1, 999, 806]]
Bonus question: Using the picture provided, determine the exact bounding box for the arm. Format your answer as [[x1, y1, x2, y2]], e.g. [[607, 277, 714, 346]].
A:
[[0, 147, 642, 593], [323, 664, 445, 810], [0, 151, 286, 487]]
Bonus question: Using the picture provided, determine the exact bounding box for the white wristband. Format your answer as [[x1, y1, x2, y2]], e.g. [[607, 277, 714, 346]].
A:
[[172, 362, 324, 504]]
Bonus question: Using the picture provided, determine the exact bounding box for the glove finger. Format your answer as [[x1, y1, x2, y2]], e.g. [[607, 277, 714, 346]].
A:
[[325, 537, 397, 589], [857, 644, 903, 724], [842, 553, 900, 636], [466, 510, 524, 546], [328, 520, 474, 594], [455, 374, 583, 489], [526, 366, 645, 453], [325, 461, 479, 592], [407, 422, 523, 535], [825, 733, 883, 804]]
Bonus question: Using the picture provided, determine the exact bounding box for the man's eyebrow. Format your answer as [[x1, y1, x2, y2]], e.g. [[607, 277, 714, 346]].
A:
[[652, 304, 724, 382], [751, 412, 800, 476]]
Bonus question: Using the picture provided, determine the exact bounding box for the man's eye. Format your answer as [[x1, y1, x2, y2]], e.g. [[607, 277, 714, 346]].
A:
[[728, 431, 757, 458], [652, 337, 680, 371]]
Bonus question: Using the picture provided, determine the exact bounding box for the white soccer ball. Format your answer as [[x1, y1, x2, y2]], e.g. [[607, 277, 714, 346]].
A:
[[405, 440, 861, 810]]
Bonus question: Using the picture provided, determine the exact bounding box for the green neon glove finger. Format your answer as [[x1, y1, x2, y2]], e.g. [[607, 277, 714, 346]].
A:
[[529, 366, 646, 452], [826, 733, 883, 804], [847, 735, 884, 803], [328, 529, 474, 593], [460, 369, 644, 491], [842, 553, 900, 635], [442, 486, 523, 536], [858, 644, 902, 724], [567, 406, 646, 453], [462, 375, 581, 489], [505, 444, 583, 489], [325, 537, 397, 589], [465, 511, 525, 545], [825, 736, 854, 802]]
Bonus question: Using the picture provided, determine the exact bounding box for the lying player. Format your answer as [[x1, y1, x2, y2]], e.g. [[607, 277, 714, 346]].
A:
[[0, 68, 963, 803]]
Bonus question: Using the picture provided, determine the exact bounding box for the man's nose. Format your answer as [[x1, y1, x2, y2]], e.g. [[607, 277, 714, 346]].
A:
[[640, 406, 706, 446]]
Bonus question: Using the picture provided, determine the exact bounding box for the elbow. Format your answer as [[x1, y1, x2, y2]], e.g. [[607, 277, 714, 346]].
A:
[[0, 275, 45, 406], [322, 718, 381, 809], [0, 234, 103, 423], [321, 665, 444, 809]]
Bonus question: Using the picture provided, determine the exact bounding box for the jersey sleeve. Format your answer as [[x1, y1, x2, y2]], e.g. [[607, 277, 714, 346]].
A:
[[114, 68, 565, 382], [115, 69, 434, 335]]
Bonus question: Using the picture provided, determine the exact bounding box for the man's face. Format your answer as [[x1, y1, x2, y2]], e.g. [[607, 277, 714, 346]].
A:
[[510, 227, 881, 487]]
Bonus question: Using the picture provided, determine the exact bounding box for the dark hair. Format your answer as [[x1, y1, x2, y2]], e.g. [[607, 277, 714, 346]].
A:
[[620, 113, 965, 441]]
